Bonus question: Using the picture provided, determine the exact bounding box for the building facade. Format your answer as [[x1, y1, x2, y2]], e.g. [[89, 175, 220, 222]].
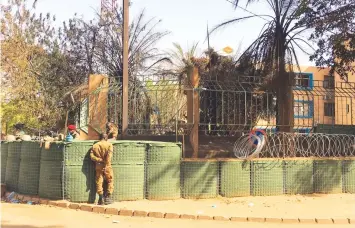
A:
[[255, 66, 355, 133]]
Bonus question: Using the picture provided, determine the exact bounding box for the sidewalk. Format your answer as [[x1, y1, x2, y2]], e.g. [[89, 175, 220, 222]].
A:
[[107, 194, 354, 219], [2, 203, 352, 228], [5, 192, 355, 223]]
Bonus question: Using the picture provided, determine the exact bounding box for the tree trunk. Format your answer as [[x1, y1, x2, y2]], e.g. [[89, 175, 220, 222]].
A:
[[187, 66, 200, 158], [276, 72, 294, 133], [274, 30, 294, 133], [275, 66, 294, 157]]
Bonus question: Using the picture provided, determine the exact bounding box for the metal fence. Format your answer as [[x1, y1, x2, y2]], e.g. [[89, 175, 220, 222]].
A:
[[98, 75, 194, 136], [98, 75, 355, 134], [199, 78, 355, 134], [82, 73, 355, 157], [199, 77, 275, 136]]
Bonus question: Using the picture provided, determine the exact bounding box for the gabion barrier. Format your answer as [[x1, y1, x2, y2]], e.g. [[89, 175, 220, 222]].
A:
[[112, 164, 145, 201], [1, 142, 9, 183], [146, 142, 181, 200], [284, 159, 313, 194], [343, 160, 355, 193], [251, 160, 284, 196], [5, 142, 22, 192], [109, 141, 146, 201], [182, 160, 219, 199], [18, 141, 41, 195], [220, 160, 250, 197], [2, 140, 355, 203]]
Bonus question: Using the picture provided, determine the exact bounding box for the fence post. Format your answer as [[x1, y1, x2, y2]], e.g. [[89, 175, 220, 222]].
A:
[[88, 74, 108, 139], [122, 0, 129, 137], [187, 66, 200, 158]]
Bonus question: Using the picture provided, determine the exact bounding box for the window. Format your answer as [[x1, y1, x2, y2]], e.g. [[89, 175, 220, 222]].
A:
[[294, 100, 313, 118], [295, 73, 313, 90], [294, 128, 311, 134], [255, 128, 277, 134], [323, 93, 333, 100], [323, 75, 335, 89], [324, 102, 335, 117], [78, 98, 89, 133]]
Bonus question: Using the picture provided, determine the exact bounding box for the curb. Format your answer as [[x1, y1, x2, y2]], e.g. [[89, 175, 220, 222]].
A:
[[2, 192, 353, 225]]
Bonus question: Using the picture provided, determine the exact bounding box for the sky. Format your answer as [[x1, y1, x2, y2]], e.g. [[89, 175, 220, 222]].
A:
[[33, 0, 315, 66]]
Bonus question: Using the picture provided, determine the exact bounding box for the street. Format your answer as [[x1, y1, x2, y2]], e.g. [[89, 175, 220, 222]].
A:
[[1, 203, 351, 228]]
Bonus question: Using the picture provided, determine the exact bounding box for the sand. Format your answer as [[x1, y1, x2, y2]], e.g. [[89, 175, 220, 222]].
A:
[[108, 194, 355, 219], [1, 202, 352, 228]]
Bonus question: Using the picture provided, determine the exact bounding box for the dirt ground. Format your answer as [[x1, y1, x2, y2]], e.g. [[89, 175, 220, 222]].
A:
[[108, 194, 355, 219], [1, 203, 351, 228]]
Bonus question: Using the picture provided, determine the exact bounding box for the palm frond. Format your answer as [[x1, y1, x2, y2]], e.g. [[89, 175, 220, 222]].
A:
[[215, 0, 312, 82], [210, 15, 270, 35]]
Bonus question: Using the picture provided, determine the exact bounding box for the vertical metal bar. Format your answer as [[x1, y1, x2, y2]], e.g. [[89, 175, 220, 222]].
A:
[[254, 92, 258, 129], [266, 93, 269, 121], [156, 89, 158, 131], [62, 161, 65, 200], [115, 92, 117, 123], [182, 134, 185, 158], [192, 88, 195, 128], [122, 0, 129, 136], [238, 93, 241, 126], [233, 93, 236, 125], [248, 92, 253, 127], [351, 98, 353, 125], [175, 104, 178, 142], [64, 110, 69, 136], [215, 90, 217, 130], [221, 91, 224, 125]]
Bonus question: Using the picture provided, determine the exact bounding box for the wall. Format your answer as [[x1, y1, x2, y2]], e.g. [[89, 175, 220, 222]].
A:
[[294, 66, 329, 127], [334, 70, 355, 126], [88, 74, 109, 139], [299, 66, 355, 126], [255, 65, 355, 129], [3, 141, 355, 202]]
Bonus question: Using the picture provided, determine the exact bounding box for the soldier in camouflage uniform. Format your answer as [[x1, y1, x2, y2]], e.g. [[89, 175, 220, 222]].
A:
[[90, 133, 114, 205], [67, 125, 80, 139], [106, 122, 118, 140]]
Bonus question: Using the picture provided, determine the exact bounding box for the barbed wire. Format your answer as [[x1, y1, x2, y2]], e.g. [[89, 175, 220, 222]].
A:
[[234, 132, 355, 158]]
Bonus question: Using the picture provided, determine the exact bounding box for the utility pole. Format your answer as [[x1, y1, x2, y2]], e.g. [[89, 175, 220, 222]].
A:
[[122, 0, 129, 137]]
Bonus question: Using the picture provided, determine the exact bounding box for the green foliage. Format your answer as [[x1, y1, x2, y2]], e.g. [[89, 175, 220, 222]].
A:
[[210, 0, 318, 131], [168, 42, 204, 83], [145, 79, 186, 124], [60, 7, 170, 128], [60, 8, 170, 78], [302, 0, 355, 79], [1, 101, 40, 130], [212, 0, 311, 83], [0, 0, 169, 133], [2, 0, 351, 135], [0, 0, 61, 132]]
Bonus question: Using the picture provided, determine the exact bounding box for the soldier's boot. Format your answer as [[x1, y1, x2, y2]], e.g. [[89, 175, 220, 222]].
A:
[[104, 193, 113, 205], [98, 194, 104, 205]]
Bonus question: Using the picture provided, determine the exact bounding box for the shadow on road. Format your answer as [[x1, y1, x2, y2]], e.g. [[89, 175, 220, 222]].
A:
[[1, 222, 64, 228]]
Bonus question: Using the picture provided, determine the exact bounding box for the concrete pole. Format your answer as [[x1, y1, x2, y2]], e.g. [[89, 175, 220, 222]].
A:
[[122, 0, 129, 137]]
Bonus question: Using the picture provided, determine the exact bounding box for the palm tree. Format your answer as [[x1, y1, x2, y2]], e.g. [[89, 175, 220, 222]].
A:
[[62, 9, 171, 134], [211, 0, 312, 132], [168, 42, 200, 87]]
